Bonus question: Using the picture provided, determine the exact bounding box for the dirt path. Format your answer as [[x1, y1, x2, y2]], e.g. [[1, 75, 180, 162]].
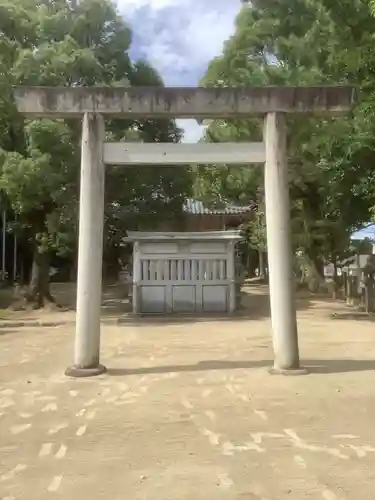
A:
[[1, 285, 375, 499]]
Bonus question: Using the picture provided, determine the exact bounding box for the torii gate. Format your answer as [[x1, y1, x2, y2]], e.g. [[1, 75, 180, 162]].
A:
[[14, 86, 355, 377]]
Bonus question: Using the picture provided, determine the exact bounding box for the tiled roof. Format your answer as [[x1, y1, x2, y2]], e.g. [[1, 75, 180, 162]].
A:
[[183, 198, 256, 215]]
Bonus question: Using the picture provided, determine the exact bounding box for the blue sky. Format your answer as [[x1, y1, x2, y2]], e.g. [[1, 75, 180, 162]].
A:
[[351, 224, 375, 241], [116, 0, 242, 141]]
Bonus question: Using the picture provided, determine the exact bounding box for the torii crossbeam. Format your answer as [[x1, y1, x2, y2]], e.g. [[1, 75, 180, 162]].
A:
[[14, 86, 355, 377]]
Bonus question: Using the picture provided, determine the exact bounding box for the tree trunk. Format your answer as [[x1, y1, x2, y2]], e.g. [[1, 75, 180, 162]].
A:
[[69, 260, 76, 282], [332, 260, 338, 300], [346, 275, 355, 306], [365, 275, 375, 313], [25, 247, 54, 308], [305, 253, 325, 292], [258, 250, 265, 278], [246, 249, 257, 278]]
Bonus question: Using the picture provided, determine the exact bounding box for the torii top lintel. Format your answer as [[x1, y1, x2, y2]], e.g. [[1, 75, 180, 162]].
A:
[[13, 86, 356, 119]]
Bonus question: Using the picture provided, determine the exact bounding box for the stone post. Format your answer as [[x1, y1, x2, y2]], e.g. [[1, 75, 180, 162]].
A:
[[132, 241, 140, 314], [228, 240, 236, 313], [65, 113, 106, 377], [264, 112, 302, 373]]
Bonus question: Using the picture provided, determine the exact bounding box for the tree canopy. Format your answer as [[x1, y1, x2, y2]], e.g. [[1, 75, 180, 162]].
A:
[[3, 0, 375, 301], [197, 0, 375, 284], [0, 0, 191, 306]]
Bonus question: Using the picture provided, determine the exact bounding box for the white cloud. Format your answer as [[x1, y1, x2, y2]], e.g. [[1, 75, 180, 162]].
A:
[[117, 0, 242, 141], [122, 0, 175, 9]]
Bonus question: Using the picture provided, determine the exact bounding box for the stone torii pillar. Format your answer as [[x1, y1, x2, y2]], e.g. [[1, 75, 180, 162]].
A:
[[13, 85, 355, 376], [65, 113, 107, 377], [264, 113, 299, 372]]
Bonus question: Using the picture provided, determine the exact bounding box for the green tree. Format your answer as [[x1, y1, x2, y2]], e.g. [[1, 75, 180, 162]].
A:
[[0, 0, 191, 307], [199, 0, 375, 288]]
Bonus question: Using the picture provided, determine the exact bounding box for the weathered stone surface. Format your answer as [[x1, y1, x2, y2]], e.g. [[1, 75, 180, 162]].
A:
[[13, 85, 356, 118]]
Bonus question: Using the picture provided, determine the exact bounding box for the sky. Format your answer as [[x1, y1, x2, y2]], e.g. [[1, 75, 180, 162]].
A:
[[116, 0, 242, 142], [350, 224, 375, 241]]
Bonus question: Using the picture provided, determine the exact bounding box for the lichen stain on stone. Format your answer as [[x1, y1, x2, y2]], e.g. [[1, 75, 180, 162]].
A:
[[70, 87, 88, 113], [126, 87, 191, 114], [96, 88, 123, 113], [208, 88, 231, 113], [178, 88, 200, 102], [42, 87, 60, 112], [125, 87, 154, 114], [155, 88, 173, 112], [157, 88, 196, 113], [325, 87, 348, 110], [292, 88, 307, 112]]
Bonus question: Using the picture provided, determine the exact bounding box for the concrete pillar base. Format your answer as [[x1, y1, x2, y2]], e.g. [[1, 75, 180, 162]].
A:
[[65, 364, 107, 378], [269, 366, 309, 376]]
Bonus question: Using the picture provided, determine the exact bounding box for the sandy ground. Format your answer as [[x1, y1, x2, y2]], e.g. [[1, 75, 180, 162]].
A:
[[1, 285, 375, 499]]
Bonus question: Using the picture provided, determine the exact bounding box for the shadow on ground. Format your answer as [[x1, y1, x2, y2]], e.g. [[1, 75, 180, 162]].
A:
[[305, 359, 375, 373], [47, 282, 321, 322], [115, 285, 321, 325], [107, 358, 375, 376], [0, 282, 343, 326], [331, 311, 375, 322], [0, 329, 18, 337]]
